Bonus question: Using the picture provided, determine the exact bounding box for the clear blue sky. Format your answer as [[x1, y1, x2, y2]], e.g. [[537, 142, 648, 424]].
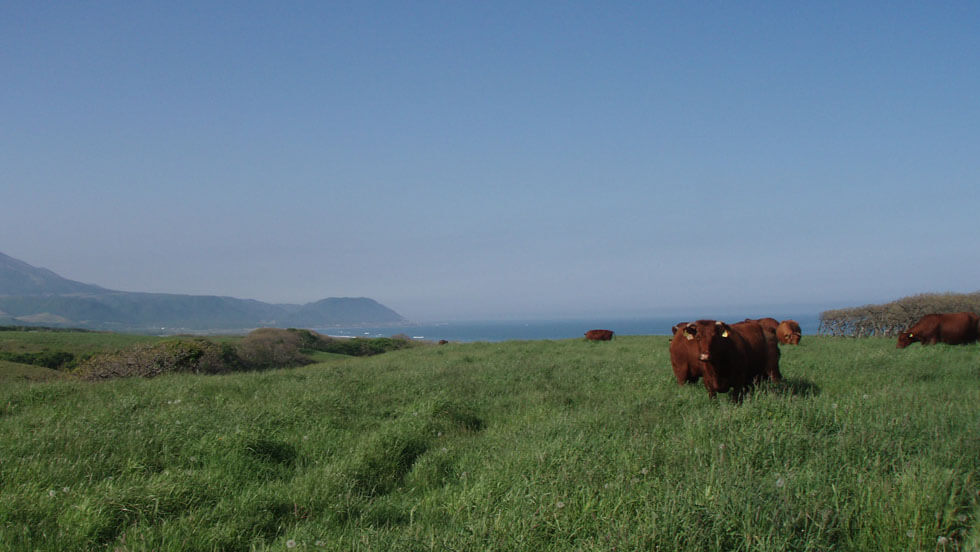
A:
[[3, 2, 978, 321]]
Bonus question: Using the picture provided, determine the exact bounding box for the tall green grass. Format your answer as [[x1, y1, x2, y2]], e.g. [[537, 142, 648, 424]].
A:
[[1, 337, 978, 551]]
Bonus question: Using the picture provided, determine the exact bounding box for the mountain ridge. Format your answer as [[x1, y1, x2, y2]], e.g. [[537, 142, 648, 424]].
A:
[[0, 252, 406, 332]]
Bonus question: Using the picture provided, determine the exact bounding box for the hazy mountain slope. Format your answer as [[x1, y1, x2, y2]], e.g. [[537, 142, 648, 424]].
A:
[[0, 252, 406, 331], [285, 297, 407, 326], [0, 252, 107, 296]]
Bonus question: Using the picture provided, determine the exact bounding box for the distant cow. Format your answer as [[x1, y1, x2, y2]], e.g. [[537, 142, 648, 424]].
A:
[[680, 319, 781, 399], [776, 320, 802, 345], [669, 322, 701, 385], [896, 312, 980, 348], [438, 339, 449, 345], [585, 329, 614, 341]]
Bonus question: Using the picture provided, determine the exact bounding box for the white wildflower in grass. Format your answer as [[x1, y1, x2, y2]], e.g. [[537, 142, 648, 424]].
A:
[[640, 468, 649, 475], [286, 538, 297, 548], [556, 501, 565, 509], [62, 487, 70, 493], [862, 394, 869, 400], [48, 490, 56, 497], [831, 403, 838, 410], [440, 447, 448, 453], [775, 476, 786, 489], [958, 514, 968, 522], [937, 536, 949, 545]]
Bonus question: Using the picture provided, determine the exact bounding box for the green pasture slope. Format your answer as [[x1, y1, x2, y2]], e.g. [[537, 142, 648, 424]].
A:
[[1, 336, 978, 551]]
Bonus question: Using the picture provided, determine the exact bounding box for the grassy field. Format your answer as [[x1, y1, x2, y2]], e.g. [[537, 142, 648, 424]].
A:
[[1, 335, 978, 551], [0, 329, 162, 356]]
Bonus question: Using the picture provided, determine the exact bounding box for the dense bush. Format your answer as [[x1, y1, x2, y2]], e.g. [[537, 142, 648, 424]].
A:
[[68, 328, 421, 381], [819, 291, 980, 337], [0, 350, 75, 370], [239, 328, 419, 359], [316, 335, 417, 356], [74, 339, 240, 380], [234, 328, 317, 369]]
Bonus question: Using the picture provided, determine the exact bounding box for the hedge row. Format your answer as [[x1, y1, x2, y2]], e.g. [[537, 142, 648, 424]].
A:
[[818, 291, 980, 337]]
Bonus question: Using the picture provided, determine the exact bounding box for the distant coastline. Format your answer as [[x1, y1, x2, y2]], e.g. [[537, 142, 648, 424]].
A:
[[316, 313, 822, 343]]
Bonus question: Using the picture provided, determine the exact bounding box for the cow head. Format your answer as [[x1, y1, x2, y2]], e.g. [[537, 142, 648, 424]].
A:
[[896, 331, 917, 349], [683, 320, 735, 394], [682, 320, 732, 362]]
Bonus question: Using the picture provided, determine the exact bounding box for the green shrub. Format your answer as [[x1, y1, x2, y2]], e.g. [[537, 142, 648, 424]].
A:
[[235, 328, 315, 369], [0, 350, 75, 370], [74, 338, 240, 380]]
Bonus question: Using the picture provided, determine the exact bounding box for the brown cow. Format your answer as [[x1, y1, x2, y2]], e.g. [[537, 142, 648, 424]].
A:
[[746, 317, 779, 333], [584, 329, 614, 341], [680, 319, 781, 399], [732, 320, 782, 383], [776, 320, 802, 345], [896, 312, 980, 348], [669, 322, 701, 385]]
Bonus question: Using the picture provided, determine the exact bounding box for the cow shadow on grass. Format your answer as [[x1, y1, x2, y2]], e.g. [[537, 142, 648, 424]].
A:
[[761, 376, 821, 398]]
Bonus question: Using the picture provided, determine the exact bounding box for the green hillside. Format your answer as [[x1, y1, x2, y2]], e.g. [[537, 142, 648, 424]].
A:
[[1, 336, 978, 550], [0, 359, 66, 382]]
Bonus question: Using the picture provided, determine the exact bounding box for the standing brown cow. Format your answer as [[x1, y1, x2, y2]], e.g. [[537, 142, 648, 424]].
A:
[[732, 320, 783, 383], [896, 312, 980, 348], [669, 322, 701, 385], [584, 329, 614, 341], [776, 320, 802, 345], [680, 319, 781, 399]]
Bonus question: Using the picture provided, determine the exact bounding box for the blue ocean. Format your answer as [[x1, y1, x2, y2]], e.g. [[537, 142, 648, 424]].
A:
[[316, 313, 822, 343]]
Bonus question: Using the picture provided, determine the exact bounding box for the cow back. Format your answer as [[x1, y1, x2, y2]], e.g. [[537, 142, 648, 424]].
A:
[[732, 320, 782, 383]]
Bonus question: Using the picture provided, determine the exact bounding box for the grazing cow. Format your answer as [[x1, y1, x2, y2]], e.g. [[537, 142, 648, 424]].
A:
[[669, 322, 701, 385], [896, 312, 980, 348], [438, 339, 449, 345], [776, 320, 802, 345], [680, 319, 781, 399], [584, 329, 614, 341]]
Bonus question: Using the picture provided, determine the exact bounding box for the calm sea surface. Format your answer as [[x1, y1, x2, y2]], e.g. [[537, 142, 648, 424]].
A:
[[315, 313, 821, 343]]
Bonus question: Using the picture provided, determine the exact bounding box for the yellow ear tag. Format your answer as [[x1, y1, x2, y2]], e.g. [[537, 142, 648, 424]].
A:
[[684, 333, 694, 341], [721, 330, 729, 338], [908, 333, 913, 338]]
